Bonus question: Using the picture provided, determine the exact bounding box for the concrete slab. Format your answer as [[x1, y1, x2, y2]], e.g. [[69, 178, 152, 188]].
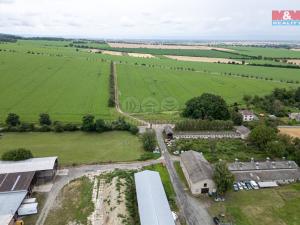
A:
[[33, 183, 53, 193], [56, 169, 69, 176]]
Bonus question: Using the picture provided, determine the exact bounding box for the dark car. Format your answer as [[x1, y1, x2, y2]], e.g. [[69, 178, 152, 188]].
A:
[[213, 216, 220, 225]]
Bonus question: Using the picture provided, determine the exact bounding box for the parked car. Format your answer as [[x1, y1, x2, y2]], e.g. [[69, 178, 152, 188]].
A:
[[233, 183, 239, 191], [250, 180, 259, 189], [213, 216, 220, 225], [237, 182, 243, 190]]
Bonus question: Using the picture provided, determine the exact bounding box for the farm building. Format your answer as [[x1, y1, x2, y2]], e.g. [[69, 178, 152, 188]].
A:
[[134, 170, 175, 225], [180, 151, 215, 195], [173, 126, 250, 140], [228, 159, 300, 184], [164, 125, 174, 139], [289, 112, 300, 121], [0, 157, 58, 184], [239, 110, 255, 121]]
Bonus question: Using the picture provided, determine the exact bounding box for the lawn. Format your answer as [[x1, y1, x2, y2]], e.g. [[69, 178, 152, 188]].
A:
[[117, 64, 295, 114], [0, 41, 114, 123], [209, 183, 300, 225], [0, 131, 144, 165], [174, 161, 188, 188], [143, 163, 177, 211], [45, 176, 94, 225]]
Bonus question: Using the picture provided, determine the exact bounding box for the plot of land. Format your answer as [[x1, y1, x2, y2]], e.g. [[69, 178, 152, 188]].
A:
[[128, 52, 155, 58], [0, 51, 112, 122], [165, 55, 242, 64], [279, 127, 300, 138], [108, 42, 235, 52], [117, 64, 295, 114], [287, 59, 300, 65], [0, 131, 144, 165], [209, 183, 300, 225], [101, 50, 124, 56]]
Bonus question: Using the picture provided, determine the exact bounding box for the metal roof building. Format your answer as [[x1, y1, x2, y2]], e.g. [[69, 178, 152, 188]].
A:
[[0, 157, 58, 174], [134, 170, 175, 225], [0, 191, 27, 225], [0, 172, 35, 193]]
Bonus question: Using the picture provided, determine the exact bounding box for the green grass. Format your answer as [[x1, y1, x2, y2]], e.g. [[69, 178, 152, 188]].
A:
[[209, 183, 300, 225], [174, 161, 188, 188], [143, 163, 177, 211], [0, 46, 114, 123], [0, 131, 144, 166], [44, 176, 94, 225], [172, 139, 268, 163], [117, 64, 296, 114], [229, 46, 300, 58]]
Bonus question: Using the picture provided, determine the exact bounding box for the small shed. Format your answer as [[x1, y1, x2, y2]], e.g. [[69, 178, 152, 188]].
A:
[[164, 125, 174, 139]]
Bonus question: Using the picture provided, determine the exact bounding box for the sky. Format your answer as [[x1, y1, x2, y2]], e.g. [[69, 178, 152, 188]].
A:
[[0, 0, 299, 40]]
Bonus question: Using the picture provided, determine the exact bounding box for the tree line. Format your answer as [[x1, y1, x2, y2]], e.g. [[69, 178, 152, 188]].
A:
[[2, 113, 138, 135], [108, 61, 116, 107]]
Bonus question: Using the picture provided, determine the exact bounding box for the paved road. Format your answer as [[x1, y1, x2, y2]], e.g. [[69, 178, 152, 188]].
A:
[[35, 160, 162, 225], [155, 126, 213, 225]]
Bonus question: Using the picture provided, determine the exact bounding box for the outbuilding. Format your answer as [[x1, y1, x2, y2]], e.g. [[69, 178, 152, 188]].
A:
[[134, 170, 175, 225], [180, 150, 215, 195], [164, 125, 174, 139]]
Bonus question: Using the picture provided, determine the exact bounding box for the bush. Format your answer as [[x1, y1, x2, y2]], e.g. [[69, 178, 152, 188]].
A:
[[6, 113, 20, 126], [38, 125, 52, 132], [39, 113, 52, 126], [18, 123, 35, 132], [2, 148, 33, 161], [175, 119, 233, 131], [129, 125, 139, 135], [63, 123, 79, 131], [54, 122, 64, 132], [141, 130, 156, 152], [138, 152, 160, 161]]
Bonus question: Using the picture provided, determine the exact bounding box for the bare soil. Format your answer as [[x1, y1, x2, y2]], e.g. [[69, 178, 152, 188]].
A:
[[279, 127, 300, 138], [165, 55, 242, 64]]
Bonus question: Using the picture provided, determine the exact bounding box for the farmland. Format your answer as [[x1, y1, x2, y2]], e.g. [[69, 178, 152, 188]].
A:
[[0, 131, 144, 165], [0, 45, 113, 123], [117, 64, 296, 114]]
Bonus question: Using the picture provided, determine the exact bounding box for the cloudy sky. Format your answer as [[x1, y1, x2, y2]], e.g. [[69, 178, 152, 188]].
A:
[[0, 0, 299, 40]]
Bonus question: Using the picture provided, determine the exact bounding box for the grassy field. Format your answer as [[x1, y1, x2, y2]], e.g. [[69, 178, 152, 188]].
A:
[[117, 64, 296, 114], [45, 176, 94, 225], [0, 131, 144, 165], [209, 183, 300, 225], [0, 46, 114, 123], [143, 163, 177, 211], [229, 46, 300, 58], [174, 161, 188, 188]]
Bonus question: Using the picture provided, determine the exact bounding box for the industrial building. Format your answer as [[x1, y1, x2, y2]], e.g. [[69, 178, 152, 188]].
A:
[[228, 159, 300, 184], [180, 151, 215, 195], [134, 170, 175, 225], [0, 157, 58, 225]]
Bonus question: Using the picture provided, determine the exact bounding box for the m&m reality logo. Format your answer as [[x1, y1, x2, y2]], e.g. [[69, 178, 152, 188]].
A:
[[272, 10, 300, 26]]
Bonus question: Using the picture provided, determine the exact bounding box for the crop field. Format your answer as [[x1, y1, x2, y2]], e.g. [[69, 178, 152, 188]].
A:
[[228, 46, 300, 58], [0, 46, 113, 122], [117, 64, 296, 114], [0, 131, 144, 165]]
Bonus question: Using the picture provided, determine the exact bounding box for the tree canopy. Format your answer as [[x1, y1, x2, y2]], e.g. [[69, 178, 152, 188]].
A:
[[2, 148, 33, 161], [141, 130, 156, 152], [248, 125, 277, 150], [213, 160, 234, 195], [6, 113, 20, 126], [182, 93, 230, 120], [39, 113, 52, 126]]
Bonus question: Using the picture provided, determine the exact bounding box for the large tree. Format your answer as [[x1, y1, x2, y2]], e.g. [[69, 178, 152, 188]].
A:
[[213, 161, 234, 195], [141, 130, 156, 152], [82, 114, 95, 132], [6, 113, 20, 126], [182, 93, 230, 120], [248, 125, 277, 150]]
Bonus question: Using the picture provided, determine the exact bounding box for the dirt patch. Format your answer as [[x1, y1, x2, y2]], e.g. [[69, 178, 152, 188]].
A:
[[287, 59, 300, 65], [128, 52, 155, 58], [108, 42, 235, 52], [290, 49, 300, 52], [279, 127, 300, 138], [164, 55, 242, 64], [101, 50, 123, 56]]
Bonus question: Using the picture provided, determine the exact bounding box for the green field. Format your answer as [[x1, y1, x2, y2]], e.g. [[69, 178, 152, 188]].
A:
[[0, 131, 144, 165], [0, 48, 113, 122], [209, 183, 300, 225], [117, 64, 296, 113]]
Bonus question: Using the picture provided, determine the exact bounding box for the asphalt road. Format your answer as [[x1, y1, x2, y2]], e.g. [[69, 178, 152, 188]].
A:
[[155, 126, 213, 225]]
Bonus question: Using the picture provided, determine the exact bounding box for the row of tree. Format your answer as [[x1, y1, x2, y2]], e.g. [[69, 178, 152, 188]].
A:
[[175, 119, 234, 131], [3, 113, 139, 135], [108, 61, 116, 107], [243, 87, 300, 117]]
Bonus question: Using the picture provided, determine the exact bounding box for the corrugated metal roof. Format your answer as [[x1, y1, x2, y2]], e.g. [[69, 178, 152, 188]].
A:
[[0, 191, 27, 225], [0, 157, 57, 174], [181, 150, 213, 184], [134, 170, 175, 225], [0, 172, 35, 193]]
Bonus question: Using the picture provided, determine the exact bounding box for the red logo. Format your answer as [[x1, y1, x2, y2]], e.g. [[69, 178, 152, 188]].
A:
[[272, 10, 300, 20]]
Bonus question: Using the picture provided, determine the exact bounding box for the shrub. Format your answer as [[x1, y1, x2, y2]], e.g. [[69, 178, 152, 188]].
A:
[[39, 113, 52, 126], [38, 125, 52, 132], [141, 130, 156, 152], [54, 122, 64, 132], [6, 113, 20, 126], [63, 123, 79, 131], [129, 125, 139, 135], [18, 123, 35, 132], [175, 119, 233, 131], [2, 148, 33, 161]]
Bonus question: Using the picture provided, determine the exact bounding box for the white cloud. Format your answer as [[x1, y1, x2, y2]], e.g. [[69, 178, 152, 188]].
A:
[[0, 0, 299, 39]]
